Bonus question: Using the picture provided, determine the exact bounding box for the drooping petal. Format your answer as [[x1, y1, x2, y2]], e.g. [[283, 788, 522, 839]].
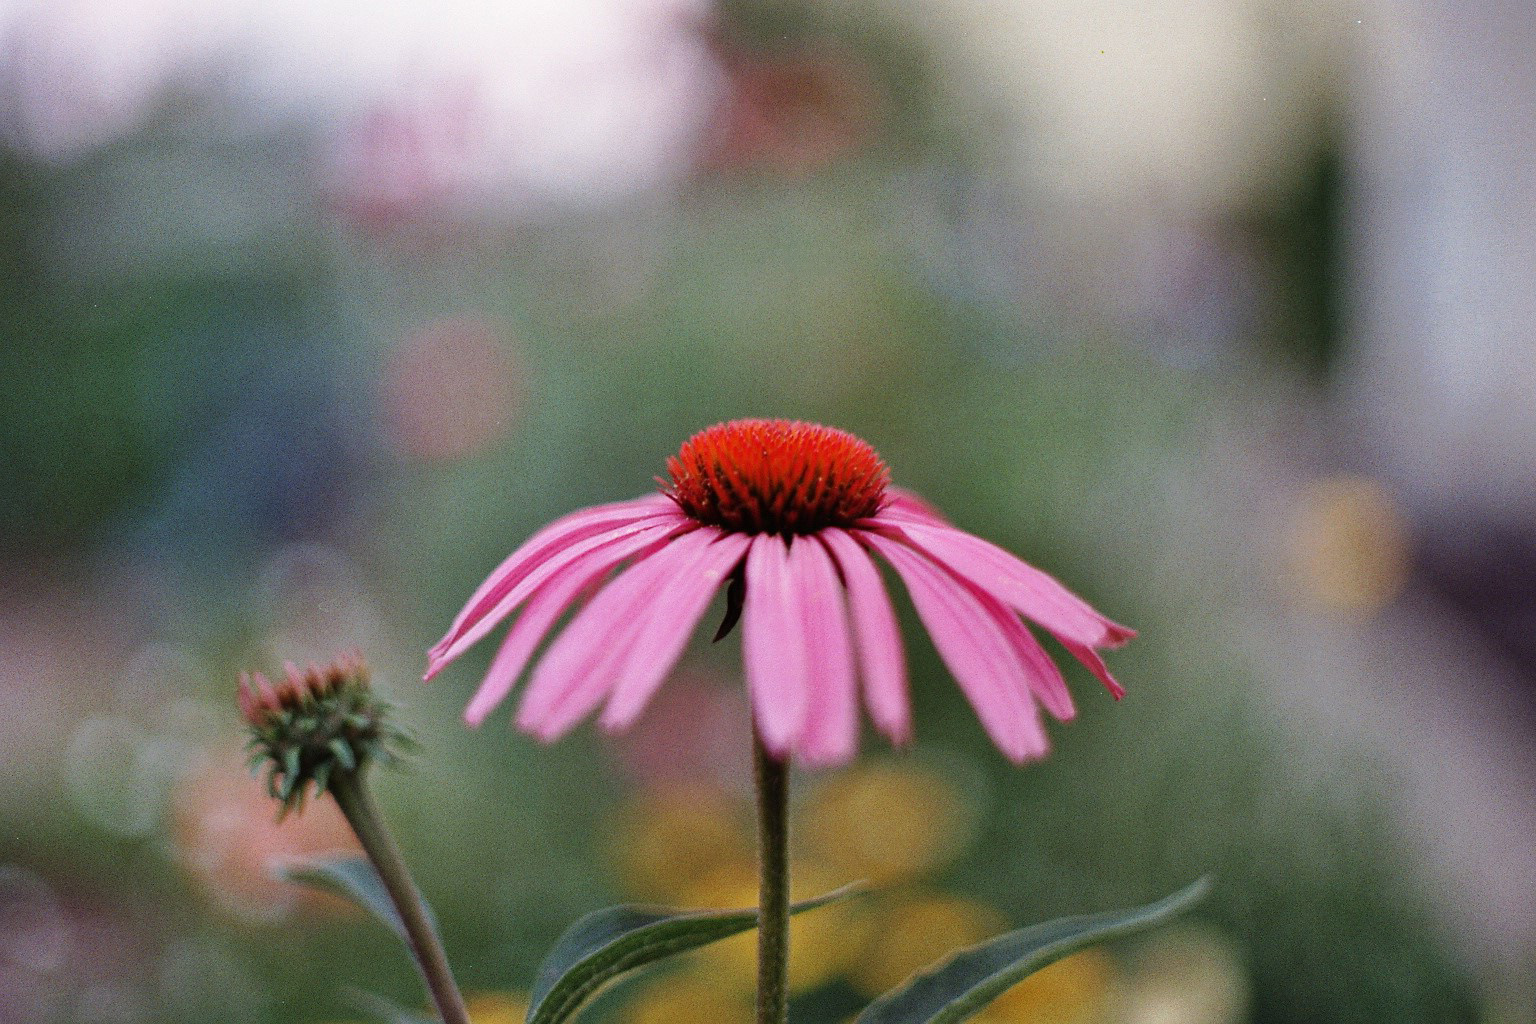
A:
[[861, 532, 1048, 763], [429, 495, 675, 662], [820, 528, 910, 744], [464, 569, 591, 728], [791, 537, 859, 766], [966, 583, 1075, 722], [1052, 634, 1127, 700], [742, 534, 811, 758], [462, 529, 674, 726], [428, 512, 689, 677], [516, 529, 719, 739], [599, 531, 752, 731], [869, 517, 1135, 650]]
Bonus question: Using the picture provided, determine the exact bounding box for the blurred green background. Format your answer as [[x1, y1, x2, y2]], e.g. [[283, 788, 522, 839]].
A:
[[3, 2, 1533, 1022]]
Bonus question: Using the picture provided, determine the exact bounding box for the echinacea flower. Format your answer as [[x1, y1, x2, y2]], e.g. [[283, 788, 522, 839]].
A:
[[426, 419, 1133, 765]]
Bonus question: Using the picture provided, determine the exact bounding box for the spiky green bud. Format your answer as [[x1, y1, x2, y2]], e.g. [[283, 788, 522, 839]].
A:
[[238, 652, 412, 817]]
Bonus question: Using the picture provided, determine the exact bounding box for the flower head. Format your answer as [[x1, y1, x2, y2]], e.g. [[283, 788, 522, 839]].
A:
[[664, 420, 888, 535], [239, 652, 410, 816], [427, 419, 1134, 765]]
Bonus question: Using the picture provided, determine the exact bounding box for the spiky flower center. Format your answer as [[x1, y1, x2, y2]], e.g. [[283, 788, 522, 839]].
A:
[[664, 419, 889, 535]]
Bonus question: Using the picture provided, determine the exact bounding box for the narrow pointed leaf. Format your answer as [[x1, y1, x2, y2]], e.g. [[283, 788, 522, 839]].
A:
[[274, 855, 439, 947], [526, 883, 860, 1024], [312, 759, 334, 797], [330, 737, 358, 771], [856, 877, 1212, 1024], [345, 987, 437, 1024]]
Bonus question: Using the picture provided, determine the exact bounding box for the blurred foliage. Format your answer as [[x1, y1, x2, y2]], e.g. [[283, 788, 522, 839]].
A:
[[1244, 139, 1346, 378], [0, 7, 1492, 1024]]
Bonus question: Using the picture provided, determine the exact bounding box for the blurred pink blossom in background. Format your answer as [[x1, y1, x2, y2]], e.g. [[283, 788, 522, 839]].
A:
[[172, 752, 361, 923], [610, 665, 753, 792], [701, 42, 884, 178]]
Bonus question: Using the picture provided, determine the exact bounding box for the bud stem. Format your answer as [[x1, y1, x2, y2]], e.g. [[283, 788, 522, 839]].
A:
[[753, 731, 790, 1024], [328, 770, 471, 1024]]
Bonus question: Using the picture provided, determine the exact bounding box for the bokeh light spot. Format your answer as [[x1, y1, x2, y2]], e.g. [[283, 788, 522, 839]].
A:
[[0, 865, 72, 975], [64, 717, 184, 837], [974, 949, 1116, 1024], [619, 974, 750, 1024], [172, 752, 361, 922], [610, 784, 755, 902], [382, 317, 523, 461], [255, 543, 385, 667], [680, 861, 862, 995], [800, 761, 978, 886], [1119, 926, 1249, 1024], [1286, 474, 1411, 614], [465, 991, 529, 1024], [849, 893, 1006, 996]]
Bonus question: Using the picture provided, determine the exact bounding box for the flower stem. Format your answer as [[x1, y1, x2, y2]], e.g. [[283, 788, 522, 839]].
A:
[[329, 769, 471, 1024], [753, 731, 791, 1024]]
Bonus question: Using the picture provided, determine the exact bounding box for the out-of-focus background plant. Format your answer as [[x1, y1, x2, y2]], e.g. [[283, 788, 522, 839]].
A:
[[2, 1, 1533, 1021]]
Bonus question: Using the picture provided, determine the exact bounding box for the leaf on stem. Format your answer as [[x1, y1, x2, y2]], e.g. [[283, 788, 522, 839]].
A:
[[274, 854, 441, 948], [855, 877, 1213, 1024], [525, 883, 861, 1024]]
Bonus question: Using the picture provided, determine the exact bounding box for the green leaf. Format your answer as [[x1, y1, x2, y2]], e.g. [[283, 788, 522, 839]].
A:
[[526, 883, 861, 1024], [330, 737, 358, 771], [344, 987, 437, 1024], [274, 855, 439, 947], [856, 877, 1213, 1024]]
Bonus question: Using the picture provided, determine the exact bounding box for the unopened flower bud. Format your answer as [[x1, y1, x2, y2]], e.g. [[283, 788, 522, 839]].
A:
[[238, 652, 410, 816]]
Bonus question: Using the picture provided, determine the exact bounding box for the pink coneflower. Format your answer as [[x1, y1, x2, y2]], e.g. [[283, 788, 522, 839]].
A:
[[426, 419, 1133, 765]]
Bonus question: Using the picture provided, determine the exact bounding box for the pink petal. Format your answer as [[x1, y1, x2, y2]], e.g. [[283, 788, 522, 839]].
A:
[[742, 534, 811, 758], [820, 528, 910, 745], [1052, 634, 1127, 700], [516, 530, 717, 739], [869, 517, 1135, 649], [861, 532, 1048, 763], [598, 531, 752, 731], [967, 583, 1075, 722], [430, 495, 674, 661], [877, 487, 950, 524], [427, 512, 688, 678], [791, 537, 859, 766], [462, 529, 674, 726]]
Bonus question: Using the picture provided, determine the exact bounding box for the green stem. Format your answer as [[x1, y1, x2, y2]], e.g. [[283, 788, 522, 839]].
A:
[[329, 770, 471, 1024], [753, 731, 791, 1024]]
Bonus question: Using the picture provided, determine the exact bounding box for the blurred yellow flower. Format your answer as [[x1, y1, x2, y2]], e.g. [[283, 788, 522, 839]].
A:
[[322, 991, 526, 1024], [610, 784, 755, 901], [850, 893, 1006, 996], [620, 972, 752, 1024], [681, 860, 865, 994], [607, 773, 1023, 1007], [1286, 474, 1410, 614], [800, 761, 977, 887], [466, 992, 529, 1024], [972, 950, 1116, 1024]]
